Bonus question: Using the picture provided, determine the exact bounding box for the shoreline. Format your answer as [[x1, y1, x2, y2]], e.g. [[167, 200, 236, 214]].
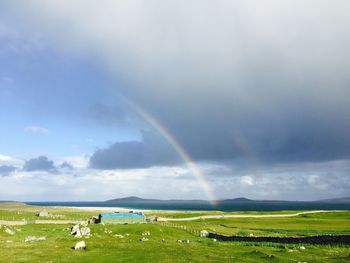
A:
[[54, 206, 148, 212], [54, 206, 199, 213]]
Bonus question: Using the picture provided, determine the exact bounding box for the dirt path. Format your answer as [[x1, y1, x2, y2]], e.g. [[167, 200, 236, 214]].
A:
[[0, 220, 80, 226], [157, 210, 343, 222], [34, 220, 80, 224], [0, 220, 27, 226]]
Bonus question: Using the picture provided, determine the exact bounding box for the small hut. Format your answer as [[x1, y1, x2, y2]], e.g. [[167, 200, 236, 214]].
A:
[[99, 211, 145, 224]]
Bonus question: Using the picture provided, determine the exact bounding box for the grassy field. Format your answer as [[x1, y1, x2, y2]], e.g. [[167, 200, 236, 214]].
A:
[[0, 202, 349, 262], [165, 212, 350, 237], [147, 210, 311, 219]]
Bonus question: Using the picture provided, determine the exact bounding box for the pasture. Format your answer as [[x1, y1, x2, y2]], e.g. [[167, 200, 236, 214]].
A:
[[0, 203, 349, 262]]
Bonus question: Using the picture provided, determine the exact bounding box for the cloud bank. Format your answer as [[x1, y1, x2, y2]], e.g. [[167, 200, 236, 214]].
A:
[[90, 131, 181, 169], [23, 156, 55, 172], [0, 1, 349, 200], [24, 0, 346, 168], [0, 165, 16, 176]]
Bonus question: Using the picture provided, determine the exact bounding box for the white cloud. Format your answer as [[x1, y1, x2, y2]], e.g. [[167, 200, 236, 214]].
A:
[[0, 159, 349, 201], [0, 164, 207, 201], [24, 126, 49, 134], [240, 176, 254, 186], [0, 153, 23, 166], [0, 154, 13, 162], [59, 155, 89, 169]]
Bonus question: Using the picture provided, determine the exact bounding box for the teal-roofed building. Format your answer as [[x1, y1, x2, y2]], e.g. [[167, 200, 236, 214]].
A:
[[99, 211, 145, 224]]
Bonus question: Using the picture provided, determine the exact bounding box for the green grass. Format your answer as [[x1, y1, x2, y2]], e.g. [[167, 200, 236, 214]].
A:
[[0, 203, 349, 262], [167, 212, 350, 237], [0, 202, 98, 221], [147, 210, 310, 219], [1, 223, 350, 262]]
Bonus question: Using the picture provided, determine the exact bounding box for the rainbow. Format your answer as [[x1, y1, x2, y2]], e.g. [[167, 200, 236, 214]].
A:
[[125, 100, 217, 206]]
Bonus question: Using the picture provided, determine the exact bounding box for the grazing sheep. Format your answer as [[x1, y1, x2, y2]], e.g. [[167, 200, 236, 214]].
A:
[[74, 241, 86, 250]]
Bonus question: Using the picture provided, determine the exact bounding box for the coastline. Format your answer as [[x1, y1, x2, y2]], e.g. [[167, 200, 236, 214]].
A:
[[54, 206, 191, 213], [55, 206, 145, 212]]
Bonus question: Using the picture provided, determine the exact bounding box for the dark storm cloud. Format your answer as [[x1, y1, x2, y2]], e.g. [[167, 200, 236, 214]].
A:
[[89, 131, 181, 169], [0, 165, 16, 176], [23, 156, 56, 172], [157, 96, 350, 165]]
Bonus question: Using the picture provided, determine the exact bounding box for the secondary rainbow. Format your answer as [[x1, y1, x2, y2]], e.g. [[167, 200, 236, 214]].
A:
[[125, 100, 217, 206]]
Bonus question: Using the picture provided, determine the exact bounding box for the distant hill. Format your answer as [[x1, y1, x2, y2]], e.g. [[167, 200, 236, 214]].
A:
[[105, 196, 158, 202], [315, 197, 350, 204], [105, 196, 256, 203], [105, 196, 350, 204], [220, 197, 253, 202]]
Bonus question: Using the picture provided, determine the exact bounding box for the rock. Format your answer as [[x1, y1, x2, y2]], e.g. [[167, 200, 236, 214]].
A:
[[140, 237, 148, 241], [80, 227, 91, 237], [142, 231, 150, 236], [146, 216, 158, 222], [25, 236, 46, 242], [71, 224, 80, 235], [200, 230, 209, 237], [25, 236, 37, 242], [299, 246, 306, 250], [71, 223, 90, 238], [249, 233, 254, 237], [88, 216, 99, 224], [80, 221, 88, 227], [74, 241, 86, 250], [213, 239, 217, 242], [75, 228, 82, 238], [5, 228, 15, 235], [114, 234, 124, 238], [38, 211, 49, 217]]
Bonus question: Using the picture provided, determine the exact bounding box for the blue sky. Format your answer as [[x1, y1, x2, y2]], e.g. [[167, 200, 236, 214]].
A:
[[0, 35, 139, 158], [0, 1, 349, 201]]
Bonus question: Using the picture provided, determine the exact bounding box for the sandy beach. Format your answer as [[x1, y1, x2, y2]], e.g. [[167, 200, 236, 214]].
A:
[[56, 206, 183, 213]]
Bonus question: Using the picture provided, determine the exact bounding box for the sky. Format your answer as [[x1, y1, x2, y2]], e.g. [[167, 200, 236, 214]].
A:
[[0, 0, 349, 201]]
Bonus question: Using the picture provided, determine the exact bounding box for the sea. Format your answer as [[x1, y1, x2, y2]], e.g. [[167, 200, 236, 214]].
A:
[[25, 201, 350, 211]]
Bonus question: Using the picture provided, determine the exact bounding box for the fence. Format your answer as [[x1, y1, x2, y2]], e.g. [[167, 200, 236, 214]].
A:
[[157, 221, 201, 237]]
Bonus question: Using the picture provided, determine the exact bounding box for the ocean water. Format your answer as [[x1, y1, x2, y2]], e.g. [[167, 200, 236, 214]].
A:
[[25, 201, 350, 211]]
